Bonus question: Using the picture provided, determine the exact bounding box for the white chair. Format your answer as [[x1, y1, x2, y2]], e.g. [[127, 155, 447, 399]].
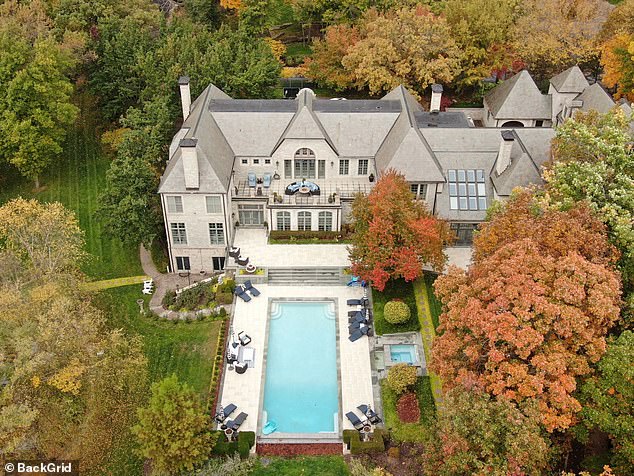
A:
[[142, 288, 153, 295]]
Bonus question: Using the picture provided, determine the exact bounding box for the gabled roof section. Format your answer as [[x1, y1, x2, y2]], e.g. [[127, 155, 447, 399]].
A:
[[549, 66, 589, 93], [577, 83, 616, 114], [485, 70, 551, 119], [491, 132, 543, 196]]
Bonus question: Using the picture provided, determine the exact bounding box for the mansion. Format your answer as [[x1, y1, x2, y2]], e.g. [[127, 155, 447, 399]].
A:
[[158, 67, 631, 274]]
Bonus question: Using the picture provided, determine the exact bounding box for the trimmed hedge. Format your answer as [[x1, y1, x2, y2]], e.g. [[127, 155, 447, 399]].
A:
[[384, 300, 411, 324], [387, 363, 418, 395], [343, 428, 386, 454], [424, 272, 442, 330], [269, 229, 353, 244], [211, 430, 255, 458]]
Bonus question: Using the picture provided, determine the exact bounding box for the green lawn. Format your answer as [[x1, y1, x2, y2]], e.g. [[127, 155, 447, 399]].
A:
[[381, 377, 436, 443], [251, 456, 349, 475], [285, 42, 312, 58], [0, 94, 142, 280], [423, 273, 442, 330], [372, 279, 420, 335]]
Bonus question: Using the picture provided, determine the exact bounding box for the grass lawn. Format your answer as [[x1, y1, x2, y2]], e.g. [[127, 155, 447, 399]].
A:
[[251, 456, 349, 475], [372, 279, 420, 335], [0, 93, 142, 280], [423, 273, 442, 330], [381, 377, 436, 443], [285, 42, 313, 58]]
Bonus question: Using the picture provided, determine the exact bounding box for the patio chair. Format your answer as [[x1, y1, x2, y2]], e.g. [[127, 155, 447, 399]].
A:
[[234, 286, 252, 302], [348, 310, 364, 317], [142, 287, 153, 295], [244, 280, 260, 297], [143, 279, 154, 288], [348, 315, 367, 325], [236, 256, 249, 266], [235, 362, 248, 374], [349, 321, 368, 332], [214, 403, 237, 423], [228, 247, 240, 259], [263, 173, 272, 188], [238, 331, 251, 346], [227, 412, 248, 430], [345, 411, 366, 431], [248, 172, 257, 188], [347, 298, 369, 307], [358, 405, 382, 425], [349, 329, 364, 342]]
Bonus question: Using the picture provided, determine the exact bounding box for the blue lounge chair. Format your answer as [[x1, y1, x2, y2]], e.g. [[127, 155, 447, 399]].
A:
[[348, 315, 367, 324], [358, 405, 382, 424], [348, 310, 364, 317], [263, 173, 272, 188], [215, 403, 237, 423], [248, 172, 257, 188], [234, 286, 251, 302], [244, 280, 260, 297], [347, 298, 368, 306], [227, 412, 248, 431], [345, 411, 366, 431], [349, 329, 363, 342]]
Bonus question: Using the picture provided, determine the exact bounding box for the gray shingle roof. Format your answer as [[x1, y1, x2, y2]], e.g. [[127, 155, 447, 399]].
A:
[[485, 70, 551, 119], [549, 66, 589, 93], [577, 83, 616, 113]]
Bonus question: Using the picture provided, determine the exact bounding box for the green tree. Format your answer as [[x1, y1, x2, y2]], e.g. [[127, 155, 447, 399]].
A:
[[133, 374, 216, 474], [423, 388, 553, 476], [578, 331, 634, 474], [0, 36, 78, 188]]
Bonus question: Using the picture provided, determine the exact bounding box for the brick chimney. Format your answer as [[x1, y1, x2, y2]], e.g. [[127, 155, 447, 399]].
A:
[[178, 76, 191, 121], [430, 84, 443, 112], [180, 138, 199, 189], [496, 130, 514, 175]]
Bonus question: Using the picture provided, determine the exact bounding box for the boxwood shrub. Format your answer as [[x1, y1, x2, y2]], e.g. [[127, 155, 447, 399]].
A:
[[384, 300, 411, 324], [387, 363, 418, 395], [211, 430, 255, 458], [344, 428, 386, 454]]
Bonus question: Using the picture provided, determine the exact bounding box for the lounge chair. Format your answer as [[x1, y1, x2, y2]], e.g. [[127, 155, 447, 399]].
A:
[[345, 411, 366, 431], [234, 286, 251, 302], [244, 280, 260, 297], [263, 173, 272, 188], [348, 315, 367, 325], [348, 310, 364, 318], [227, 412, 248, 430], [358, 405, 382, 424], [235, 362, 248, 374], [236, 256, 249, 266], [215, 403, 237, 423], [349, 322, 368, 332], [349, 329, 364, 342], [238, 331, 251, 346], [347, 298, 368, 306], [248, 172, 257, 188]]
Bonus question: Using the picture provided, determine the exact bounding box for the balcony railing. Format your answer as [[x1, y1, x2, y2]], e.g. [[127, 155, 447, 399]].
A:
[[233, 180, 372, 201]]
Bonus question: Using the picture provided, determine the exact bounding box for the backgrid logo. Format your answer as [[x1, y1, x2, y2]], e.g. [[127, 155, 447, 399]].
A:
[[3, 460, 79, 475]]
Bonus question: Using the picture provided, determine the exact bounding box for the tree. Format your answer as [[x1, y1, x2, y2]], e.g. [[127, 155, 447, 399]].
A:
[[601, 33, 634, 102], [598, 0, 634, 41], [0, 198, 86, 277], [349, 170, 451, 291], [545, 109, 634, 324], [0, 36, 78, 188], [432, 192, 622, 432], [342, 7, 463, 97], [422, 388, 553, 476], [578, 331, 634, 474], [133, 374, 215, 474], [510, 0, 611, 81]]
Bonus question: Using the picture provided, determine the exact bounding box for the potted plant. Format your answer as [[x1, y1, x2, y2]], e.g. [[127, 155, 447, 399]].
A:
[[328, 193, 334, 203], [368, 173, 375, 182], [234, 221, 240, 227]]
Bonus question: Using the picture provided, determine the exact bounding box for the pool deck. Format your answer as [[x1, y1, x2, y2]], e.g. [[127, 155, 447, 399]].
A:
[[218, 284, 374, 438]]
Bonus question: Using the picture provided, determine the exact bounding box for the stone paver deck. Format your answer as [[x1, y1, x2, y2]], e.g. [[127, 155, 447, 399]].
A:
[[219, 284, 374, 436]]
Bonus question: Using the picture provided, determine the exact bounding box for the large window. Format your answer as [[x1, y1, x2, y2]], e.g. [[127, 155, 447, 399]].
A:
[[294, 148, 315, 178], [166, 196, 183, 213], [450, 223, 478, 246], [206, 196, 222, 214], [208, 223, 225, 245], [339, 159, 349, 175], [318, 211, 333, 231], [284, 159, 292, 179], [175, 256, 190, 271], [170, 223, 187, 245], [448, 169, 487, 211], [358, 159, 369, 175], [238, 204, 264, 225], [410, 183, 428, 200], [318, 160, 325, 179], [276, 211, 290, 231], [298, 211, 312, 231]]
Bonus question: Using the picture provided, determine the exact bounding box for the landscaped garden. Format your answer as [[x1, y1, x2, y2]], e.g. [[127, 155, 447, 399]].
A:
[[372, 279, 420, 335], [250, 456, 350, 475], [161, 278, 235, 313]]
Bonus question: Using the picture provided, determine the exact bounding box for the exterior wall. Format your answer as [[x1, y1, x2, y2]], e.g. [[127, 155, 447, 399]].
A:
[[162, 191, 231, 273], [548, 87, 578, 124], [268, 207, 342, 231]]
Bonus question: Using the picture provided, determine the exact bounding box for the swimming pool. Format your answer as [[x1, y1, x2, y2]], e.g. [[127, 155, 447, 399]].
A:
[[390, 344, 417, 364], [262, 301, 338, 434]]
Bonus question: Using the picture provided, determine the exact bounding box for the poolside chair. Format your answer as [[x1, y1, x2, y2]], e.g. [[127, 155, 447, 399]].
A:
[[263, 173, 272, 188], [349, 321, 368, 332], [237, 331, 251, 346], [244, 280, 260, 297], [215, 403, 237, 423], [347, 298, 369, 307], [236, 256, 249, 266], [349, 329, 364, 342], [235, 362, 248, 374], [348, 310, 364, 318], [348, 315, 367, 325], [234, 286, 252, 302], [345, 411, 366, 431], [247, 172, 257, 188], [227, 412, 248, 431], [358, 405, 382, 425]]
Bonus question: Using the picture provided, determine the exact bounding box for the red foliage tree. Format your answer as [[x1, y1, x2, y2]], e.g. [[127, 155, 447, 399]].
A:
[[349, 169, 452, 291], [431, 191, 622, 432], [396, 392, 420, 423]]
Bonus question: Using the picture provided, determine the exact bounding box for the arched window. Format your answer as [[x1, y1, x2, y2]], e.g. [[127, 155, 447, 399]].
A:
[[298, 211, 312, 231], [500, 121, 524, 128], [294, 148, 316, 179], [276, 211, 290, 231], [318, 211, 333, 231]]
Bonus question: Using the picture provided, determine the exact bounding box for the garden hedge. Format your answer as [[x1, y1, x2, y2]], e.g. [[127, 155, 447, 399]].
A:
[[211, 430, 255, 458], [343, 428, 386, 454]]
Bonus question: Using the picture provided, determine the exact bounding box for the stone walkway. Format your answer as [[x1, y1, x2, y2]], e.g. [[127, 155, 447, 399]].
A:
[[413, 278, 443, 406]]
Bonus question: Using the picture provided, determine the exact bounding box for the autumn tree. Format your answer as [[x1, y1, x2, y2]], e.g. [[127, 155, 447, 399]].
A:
[[577, 331, 634, 474], [598, 0, 634, 41], [422, 388, 553, 476], [510, 0, 611, 81], [601, 33, 634, 101], [133, 374, 216, 474], [545, 109, 634, 323], [432, 191, 622, 432], [349, 169, 451, 291], [342, 7, 462, 98]]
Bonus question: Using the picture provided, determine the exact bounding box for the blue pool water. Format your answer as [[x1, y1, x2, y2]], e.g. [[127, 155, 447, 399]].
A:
[[390, 344, 417, 364], [263, 301, 338, 434]]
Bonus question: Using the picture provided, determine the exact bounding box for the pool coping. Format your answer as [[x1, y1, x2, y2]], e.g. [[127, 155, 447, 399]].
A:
[[257, 297, 343, 443]]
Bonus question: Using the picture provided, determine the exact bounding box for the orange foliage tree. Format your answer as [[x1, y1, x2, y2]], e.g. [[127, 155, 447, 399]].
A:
[[349, 169, 452, 291], [601, 33, 634, 101], [431, 191, 622, 432]]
